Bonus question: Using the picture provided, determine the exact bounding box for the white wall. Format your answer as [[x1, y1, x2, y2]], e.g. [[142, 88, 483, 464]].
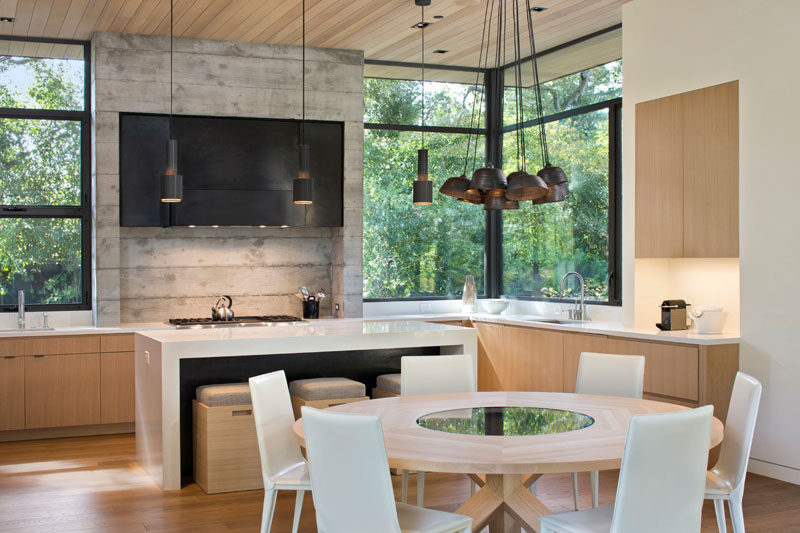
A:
[[623, 0, 800, 483]]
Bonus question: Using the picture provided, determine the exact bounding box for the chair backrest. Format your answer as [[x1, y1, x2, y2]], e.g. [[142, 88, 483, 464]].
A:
[[301, 406, 401, 533], [400, 353, 476, 396], [713, 372, 762, 490], [248, 370, 306, 489], [610, 405, 713, 533], [575, 352, 645, 399]]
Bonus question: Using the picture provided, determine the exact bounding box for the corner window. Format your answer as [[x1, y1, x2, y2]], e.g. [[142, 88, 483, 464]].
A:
[[0, 39, 91, 310]]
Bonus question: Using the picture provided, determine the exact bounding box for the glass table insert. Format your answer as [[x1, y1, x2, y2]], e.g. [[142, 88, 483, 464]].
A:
[[417, 406, 594, 436]]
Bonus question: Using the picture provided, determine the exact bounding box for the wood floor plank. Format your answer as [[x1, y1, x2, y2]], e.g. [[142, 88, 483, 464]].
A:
[[0, 434, 798, 532]]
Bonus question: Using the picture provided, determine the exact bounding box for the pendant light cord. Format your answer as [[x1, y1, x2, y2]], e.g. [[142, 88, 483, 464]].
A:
[[169, 0, 174, 139], [301, 0, 306, 145], [526, 0, 548, 165], [421, 3, 425, 150], [463, 0, 491, 176]]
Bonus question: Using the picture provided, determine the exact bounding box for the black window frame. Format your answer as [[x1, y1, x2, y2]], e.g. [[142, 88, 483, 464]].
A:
[[0, 36, 92, 312]]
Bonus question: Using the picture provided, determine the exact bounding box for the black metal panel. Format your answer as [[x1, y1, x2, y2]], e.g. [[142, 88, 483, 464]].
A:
[[178, 347, 441, 480], [119, 113, 344, 227]]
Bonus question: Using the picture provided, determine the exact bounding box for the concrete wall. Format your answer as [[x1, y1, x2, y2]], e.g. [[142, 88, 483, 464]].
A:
[[623, 0, 800, 483], [91, 33, 364, 325]]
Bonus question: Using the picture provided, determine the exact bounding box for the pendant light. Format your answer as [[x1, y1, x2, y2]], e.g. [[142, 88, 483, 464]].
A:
[[293, 0, 313, 205], [439, 0, 567, 209], [412, 0, 432, 206], [160, 0, 182, 203]]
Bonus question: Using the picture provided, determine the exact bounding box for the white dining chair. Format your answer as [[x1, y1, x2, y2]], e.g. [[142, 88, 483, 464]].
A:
[[706, 372, 762, 533], [570, 352, 645, 510], [400, 353, 476, 506], [249, 370, 311, 533], [540, 404, 714, 533], [301, 406, 473, 533]]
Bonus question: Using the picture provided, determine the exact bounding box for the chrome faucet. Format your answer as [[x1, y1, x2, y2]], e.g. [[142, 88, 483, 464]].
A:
[[17, 290, 25, 330], [560, 272, 588, 321]]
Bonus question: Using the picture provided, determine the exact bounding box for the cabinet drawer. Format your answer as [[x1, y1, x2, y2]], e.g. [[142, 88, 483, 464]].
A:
[[0, 339, 26, 357], [25, 353, 100, 428], [606, 338, 699, 401], [100, 334, 134, 353], [25, 335, 100, 356]]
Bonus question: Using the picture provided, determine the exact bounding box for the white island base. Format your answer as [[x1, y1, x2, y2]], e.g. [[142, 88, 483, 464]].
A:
[[135, 319, 477, 491]]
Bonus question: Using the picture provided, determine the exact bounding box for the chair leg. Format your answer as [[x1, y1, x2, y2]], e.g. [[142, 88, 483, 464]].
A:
[[713, 498, 728, 533], [291, 490, 305, 533], [572, 472, 580, 510], [401, 469, 409, 503], [417, 470, 425, 507], [260, 489, 278, 533], [590, 470, 599, 509], [728, 495, 745, 533]]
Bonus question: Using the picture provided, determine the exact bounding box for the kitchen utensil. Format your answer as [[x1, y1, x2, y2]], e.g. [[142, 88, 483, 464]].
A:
[[655, 299, 688, 331], [689, 305, 728, 334], [299, 287, 309, 300], [481, 299, 509, 315], [317, 289, 326, 300], [295, 292, 306, 300], [211, 295, 234, 321]]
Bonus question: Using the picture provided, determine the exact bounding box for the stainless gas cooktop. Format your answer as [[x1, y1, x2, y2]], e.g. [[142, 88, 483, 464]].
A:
[[168, 315, 305, 329]]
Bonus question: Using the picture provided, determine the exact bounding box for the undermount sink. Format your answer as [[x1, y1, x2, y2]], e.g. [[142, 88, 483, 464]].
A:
[[518, 317, 589, 325], [0, 327, 55, 332]]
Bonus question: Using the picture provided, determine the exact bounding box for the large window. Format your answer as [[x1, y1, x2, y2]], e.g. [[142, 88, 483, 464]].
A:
[[362, 60, 622, 304], [0, 38, 91, 310], [363, 77, 486, 299]]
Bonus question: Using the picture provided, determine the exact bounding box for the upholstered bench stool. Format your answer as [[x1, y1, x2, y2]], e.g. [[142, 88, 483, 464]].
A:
[[192, 382, 262, 494], [373, 373, 401, 398], [289, 377, 368, 419]]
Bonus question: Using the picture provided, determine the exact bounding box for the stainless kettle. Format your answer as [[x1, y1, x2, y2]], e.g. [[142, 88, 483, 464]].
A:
[[211, 295, 234, 321]]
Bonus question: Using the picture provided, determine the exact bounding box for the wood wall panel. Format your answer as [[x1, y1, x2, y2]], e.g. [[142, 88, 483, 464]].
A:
[[683, 81, 739, 257], [100, 351, 135, 424], [25, 353, 101, 429], [635, 93, 685, 258], [0, 356, 25, 431]]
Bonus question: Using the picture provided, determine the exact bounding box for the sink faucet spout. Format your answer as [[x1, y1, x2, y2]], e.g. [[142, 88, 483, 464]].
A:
[[559, 272, 588, 321]]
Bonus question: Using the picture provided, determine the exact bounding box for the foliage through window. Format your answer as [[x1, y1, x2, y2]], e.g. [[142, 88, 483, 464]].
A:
[[0, 39, 90, 310]]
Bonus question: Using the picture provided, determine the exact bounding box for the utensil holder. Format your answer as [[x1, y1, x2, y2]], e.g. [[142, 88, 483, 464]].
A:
[[302, 300, 319, 319]]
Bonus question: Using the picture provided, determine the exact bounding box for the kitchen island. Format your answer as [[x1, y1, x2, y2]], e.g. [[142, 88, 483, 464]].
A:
[[134, 319, 477, 490]]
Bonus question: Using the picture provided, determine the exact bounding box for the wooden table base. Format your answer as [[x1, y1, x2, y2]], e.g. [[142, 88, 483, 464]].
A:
[[460, 474, 549, 532]]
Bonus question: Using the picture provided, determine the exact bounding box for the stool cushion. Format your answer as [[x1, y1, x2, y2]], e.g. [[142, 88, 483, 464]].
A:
[[196, 382, 252, 407], [376, 373, 402, 395], [289, 377, 365, 401]]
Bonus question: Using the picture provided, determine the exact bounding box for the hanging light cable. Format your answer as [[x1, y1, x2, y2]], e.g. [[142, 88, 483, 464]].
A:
[[160, 0, 182, 203], [293, 0, 313, 205], [412, 0, 432, 205]]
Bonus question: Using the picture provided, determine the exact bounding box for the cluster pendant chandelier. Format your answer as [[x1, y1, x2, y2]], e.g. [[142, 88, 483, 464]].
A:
[[439, 0, 568, 210], [160, 0, 182, 203], [412, 0, 432, 205], [293, 0, 313, 205]]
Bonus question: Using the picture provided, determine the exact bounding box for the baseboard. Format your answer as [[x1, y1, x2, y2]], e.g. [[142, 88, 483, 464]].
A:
[[749, 457, 800, 485], [0, 423, 135, 443]]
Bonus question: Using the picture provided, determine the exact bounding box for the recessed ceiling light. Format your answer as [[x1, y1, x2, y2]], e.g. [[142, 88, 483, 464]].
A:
[[0, 16, 14, 23], [412, 21, 433, 29], [530, 6, 547, 12], [433, 15, 444, 19], [433, 49, 449, 54]]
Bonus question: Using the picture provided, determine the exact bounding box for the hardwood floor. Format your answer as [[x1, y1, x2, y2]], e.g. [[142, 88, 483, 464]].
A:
[[0, 434, 799, 532]]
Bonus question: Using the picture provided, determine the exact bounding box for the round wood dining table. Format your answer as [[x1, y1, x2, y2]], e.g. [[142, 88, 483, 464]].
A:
[[292, 391, 724, 533]]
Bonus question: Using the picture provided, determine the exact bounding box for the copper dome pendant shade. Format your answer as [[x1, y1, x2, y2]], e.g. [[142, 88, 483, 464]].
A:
[[435, 0, 568, 210]]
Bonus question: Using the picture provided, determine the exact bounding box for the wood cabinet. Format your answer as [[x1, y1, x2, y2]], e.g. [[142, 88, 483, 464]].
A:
[[562, 332, 609, 393], [0, 356, 25, 431], [635, 81, 739, 258], [100, 351, 135, 424], [476, 322, 564, 392], [25, 353, 101, 429]]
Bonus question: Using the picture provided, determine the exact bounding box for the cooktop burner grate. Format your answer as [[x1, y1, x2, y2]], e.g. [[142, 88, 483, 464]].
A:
[[168, 315, 304, 328]]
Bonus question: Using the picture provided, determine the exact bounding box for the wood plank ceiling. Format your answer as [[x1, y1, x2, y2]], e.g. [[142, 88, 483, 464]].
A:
[[0, 0, 623, 83]]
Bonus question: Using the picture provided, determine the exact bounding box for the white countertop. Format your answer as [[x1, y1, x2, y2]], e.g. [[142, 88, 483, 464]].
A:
[[0, 313, 739, 346]]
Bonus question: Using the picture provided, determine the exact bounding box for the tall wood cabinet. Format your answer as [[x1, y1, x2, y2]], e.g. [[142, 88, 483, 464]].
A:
[[635, 81, 739, 258]]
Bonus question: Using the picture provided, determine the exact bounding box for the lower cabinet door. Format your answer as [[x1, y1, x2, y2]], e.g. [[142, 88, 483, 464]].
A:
[[0, 356, 25, 431], [101, 351, 135, 424], [25, 353, 101, 429]]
